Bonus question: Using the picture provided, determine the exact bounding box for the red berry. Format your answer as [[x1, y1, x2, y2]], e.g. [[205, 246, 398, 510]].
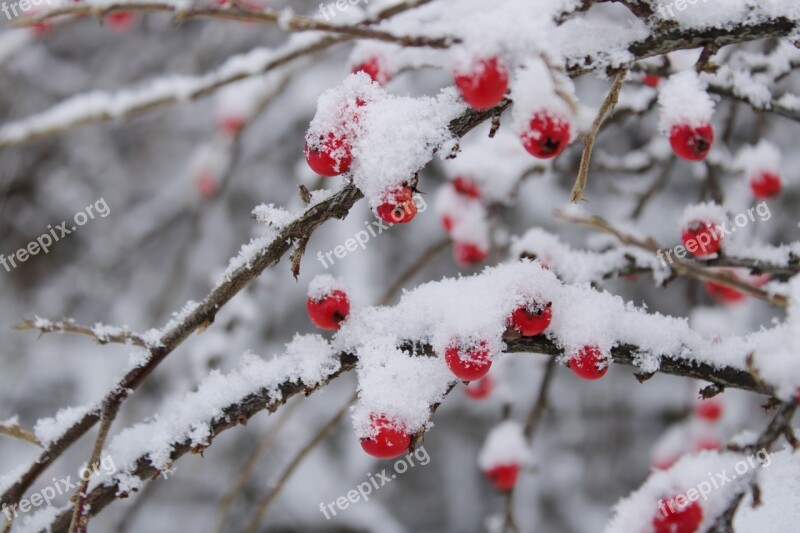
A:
[[445, 340, 493, 381], [454, 57, 509, 110], [484, 464, 519, 492], [568, 346, 608, 381], [352, 57, 391, 85], [442, 215, 454, 233], [681, 221, 721, 257], [376, 187, 418, 224], [106, 11, 135, 31], [643, 74, 661, 88], [521, 112, 571, 159], [750, 171, 782, 199], [704, 280, 746, 304], [453, 176, 481, 199], [695, 399, 723, 422], [454, 242, 488, 266], [509, 303, 552, 336], [669, 123, 714, 162], [305, 133, 352, 177], [464, 375, 494, 400], [218, 116, 245, 137], [653, 499, 703, 533], [307, 289, 350, 330], [359, 414, 411, 459]]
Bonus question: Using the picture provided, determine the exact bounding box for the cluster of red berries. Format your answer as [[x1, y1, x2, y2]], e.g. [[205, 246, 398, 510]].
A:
[[441, 177, 489, 267]]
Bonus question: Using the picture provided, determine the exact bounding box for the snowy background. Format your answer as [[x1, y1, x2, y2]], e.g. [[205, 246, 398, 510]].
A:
[[1, 0, 800, 532]]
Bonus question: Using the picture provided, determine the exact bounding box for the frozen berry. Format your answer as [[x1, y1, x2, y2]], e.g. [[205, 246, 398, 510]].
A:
[[669, 123, 714, 162], [695, 398, 723, 422], [521, 112, 571, 159], [453, 176, 481, 199], [485, 464, 519, 492], [653, 499, 703, 533], [376, 187, 418, 224], [464, 375, 494, 400], [568, 345, 608, 381], [454, 242, 488, 266], [305, 133, 352, 177], [681, 220, 721, 257], [750, 171, 782, 199], [360, 414, 411, 459], [352, 57, 391, 85], [509, 302, 552, 337], [704, 280, 745, 304], [445, 340, 493, 381], [307, 289, 350, 330], [454, 57, 509, 110]]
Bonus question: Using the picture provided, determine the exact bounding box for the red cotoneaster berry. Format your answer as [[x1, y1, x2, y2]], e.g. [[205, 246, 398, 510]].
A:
[[454, 242, 488, 266], [568, 346, 608, 381], [106, 11, 135, 31], [704, 280, 746, 304], [453, 176, 481, 199], [643, 74, 661, 88], [352, 57, 391, 85], [695, 398, 723, 422], [681, 221, 721, 257], [521, 112, 571, 159], [445, 340, 493, 381], [653, 499, 703, 533], [485, 464, 520, 492], [360, 414, 411, 459], [376, 187, 418, 224], [509, 303, 552, 337], [669, 123, 714, 162], [464, 375, 494, 400], [305, 133, 352, 177], [307, 289, 350, 330], [454, 57, 509, 110], [750, 171, 782, 199]]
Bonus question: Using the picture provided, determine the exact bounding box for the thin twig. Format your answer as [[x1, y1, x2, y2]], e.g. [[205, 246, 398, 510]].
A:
[[0, 421, 41, 447], [570, 67, 629, 202], [13, 319, 153, 349]]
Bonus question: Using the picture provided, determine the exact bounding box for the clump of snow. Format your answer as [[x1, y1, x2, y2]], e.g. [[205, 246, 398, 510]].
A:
[[658, 70, 715, 133], [510, 58, 576, 141], [435, 184, 490, 250], [734, 140, 782, 178], [34, 404, 95, 449], [679, 202, 728, 228], [477, 420, 529, 470], [308, 274, 347, 301], [252, 204, 294, 229]]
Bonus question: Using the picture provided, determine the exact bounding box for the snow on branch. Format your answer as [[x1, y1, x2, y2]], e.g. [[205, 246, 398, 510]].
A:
[[13, 318, 160, 349]]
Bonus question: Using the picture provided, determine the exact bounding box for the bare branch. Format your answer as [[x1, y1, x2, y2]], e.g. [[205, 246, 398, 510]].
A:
[[13, 319, 154, 349]]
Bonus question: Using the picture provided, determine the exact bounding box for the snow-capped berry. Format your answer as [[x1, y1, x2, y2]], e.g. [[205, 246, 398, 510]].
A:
[[704, 280, 745, 304], [445, 340, 493, 381], [521, 112, 571, 159], [695, 398, 723, 422], [681, 220, 721, 257], [653, 499, 703, 533], [484, 464, 519, 492], [307, 289, 350, 330], [376, 187, 418, 224], [106, 11, 135, 31], [568, 346, 608, 381], [750, 171, 782, 199], [643, 74, 661, 88], [454, 242, 488, 266], [352, 57, 391, 85], [359, 414, 411, 459], [453, 176, 481, 199], [305, 133, 352, 177], [454, 57, 509, 110], [669, 123, 714, 161], [509, 302, 552, 337], [464, 375, 494, 400]]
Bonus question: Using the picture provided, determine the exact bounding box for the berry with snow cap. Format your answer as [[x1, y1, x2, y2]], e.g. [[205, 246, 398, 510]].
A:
[[750, 171, 782, 199], [445, 339, 493, 381], [454, 57, 509, 110], [360, 414, 411, 459], [307, 276, 350, 330], [681, 220, 721, 257], [352, 57, 391, 85], [509, 301, 552, 337], [669, 123, 714, 162], [520, 112, 571, 159], [376, 186, 418, 224], [653, 498, 703, 533], [305, 133, 352, 177], [454, 242, 488, 267], [568, 345, 608, 380]]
